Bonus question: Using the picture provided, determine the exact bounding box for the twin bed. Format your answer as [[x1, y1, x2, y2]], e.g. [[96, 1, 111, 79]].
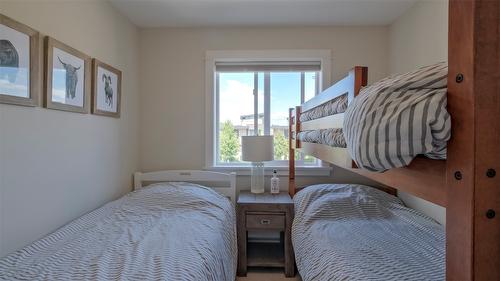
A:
[[293, 184, 444, 281], [0, 171, 237, 281]]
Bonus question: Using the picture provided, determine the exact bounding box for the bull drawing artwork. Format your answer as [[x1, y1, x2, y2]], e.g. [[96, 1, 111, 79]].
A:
[[0, 39, 19, 83], [58, 56, 80, 99], [102, 74, 113, 106]]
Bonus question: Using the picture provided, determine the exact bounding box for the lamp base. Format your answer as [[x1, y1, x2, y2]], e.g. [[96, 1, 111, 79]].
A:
[[250, 162, 265, 194]]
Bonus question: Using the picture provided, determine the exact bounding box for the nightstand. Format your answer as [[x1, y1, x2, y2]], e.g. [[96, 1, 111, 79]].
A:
[[237, 191, 295, 277]]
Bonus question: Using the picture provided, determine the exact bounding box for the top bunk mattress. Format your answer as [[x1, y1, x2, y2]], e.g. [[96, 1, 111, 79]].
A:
[[292, 184, 445, 281], [0, 182, 237, 281], [344, 62, 450, 171]]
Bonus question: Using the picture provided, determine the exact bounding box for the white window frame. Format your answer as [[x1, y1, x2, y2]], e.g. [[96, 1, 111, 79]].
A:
[[205, 50, 332, 176]]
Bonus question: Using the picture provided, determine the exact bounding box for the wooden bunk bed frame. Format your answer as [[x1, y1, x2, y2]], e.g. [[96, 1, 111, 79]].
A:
[[288, 0, 499, 280]]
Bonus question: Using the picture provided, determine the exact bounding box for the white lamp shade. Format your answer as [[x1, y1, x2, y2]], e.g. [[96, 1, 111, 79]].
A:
[[241, 136, 274, 162]]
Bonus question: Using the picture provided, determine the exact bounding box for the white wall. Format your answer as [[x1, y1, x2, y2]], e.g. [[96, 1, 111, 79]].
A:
[[390, 0, 448, 74], [389, 0, 448, 224], [138, 27, 390, 190], [0, 0, 140, 257]]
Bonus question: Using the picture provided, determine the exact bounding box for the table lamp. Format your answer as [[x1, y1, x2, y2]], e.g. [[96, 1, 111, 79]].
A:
[[241, 136, 274, 193]]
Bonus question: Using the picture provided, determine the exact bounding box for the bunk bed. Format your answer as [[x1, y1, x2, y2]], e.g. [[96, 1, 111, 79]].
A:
[[288, 0, 500, 280]]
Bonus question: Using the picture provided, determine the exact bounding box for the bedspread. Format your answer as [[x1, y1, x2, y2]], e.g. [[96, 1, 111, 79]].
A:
[[293, 184, 444, 281], [0, 182, 237, 281], [344, 62, 450, 171]]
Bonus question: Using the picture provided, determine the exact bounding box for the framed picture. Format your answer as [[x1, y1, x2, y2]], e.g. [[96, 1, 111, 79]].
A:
[[0, 14, 41, 106], [91, 59, 121, 118], [44, 36, 90, 113]]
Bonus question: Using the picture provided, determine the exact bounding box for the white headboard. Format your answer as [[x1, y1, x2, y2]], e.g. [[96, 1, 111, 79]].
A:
[[133, 170, 237, 204]]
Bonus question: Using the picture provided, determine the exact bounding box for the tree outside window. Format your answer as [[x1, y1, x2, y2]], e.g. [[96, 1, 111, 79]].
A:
[[219, 120, 239, 162]]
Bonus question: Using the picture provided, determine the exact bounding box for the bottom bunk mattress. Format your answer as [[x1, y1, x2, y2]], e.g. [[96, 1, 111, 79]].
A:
[[0, 182, 237, 281], [292, 184, 444, 281]]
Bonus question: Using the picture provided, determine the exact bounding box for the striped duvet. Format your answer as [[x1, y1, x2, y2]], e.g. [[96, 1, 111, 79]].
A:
[[344, 62, 451, 171], [292, 184, 445, 281], [0, 183, 237, 281]]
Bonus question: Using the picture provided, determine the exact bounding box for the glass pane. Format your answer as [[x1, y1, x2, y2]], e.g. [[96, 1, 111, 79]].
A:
[[270, 72, 300, 161], [257, 72, 264, 136], [218, 72, 254, 163], [304, 71, 318, 102]]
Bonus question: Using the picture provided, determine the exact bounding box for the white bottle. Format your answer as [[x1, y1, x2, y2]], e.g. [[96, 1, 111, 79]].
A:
[[270, 169, 280, 194]]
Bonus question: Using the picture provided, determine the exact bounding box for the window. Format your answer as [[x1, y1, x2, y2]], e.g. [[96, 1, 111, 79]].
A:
[[205, 50, 332, 173], [215, 62, 320, 166]]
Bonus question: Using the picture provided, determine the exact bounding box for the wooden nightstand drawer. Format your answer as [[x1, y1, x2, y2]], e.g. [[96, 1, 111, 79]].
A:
[[246, 213, 285, 230]]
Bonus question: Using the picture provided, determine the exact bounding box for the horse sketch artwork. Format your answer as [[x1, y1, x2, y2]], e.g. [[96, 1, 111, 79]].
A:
[[57, 56, 80, 100], [50, 46, 85, 107], [0, 21, 30, 99], [93, 60, 121, 117]]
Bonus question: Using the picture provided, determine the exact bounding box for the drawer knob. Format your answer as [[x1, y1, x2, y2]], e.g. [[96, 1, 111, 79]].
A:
[[260, 219, 271, 225]]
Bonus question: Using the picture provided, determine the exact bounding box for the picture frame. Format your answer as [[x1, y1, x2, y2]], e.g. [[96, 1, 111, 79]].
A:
[[44, 36, 91, 113], [0, 14, 41, 107], [91, 59, 121, 118]]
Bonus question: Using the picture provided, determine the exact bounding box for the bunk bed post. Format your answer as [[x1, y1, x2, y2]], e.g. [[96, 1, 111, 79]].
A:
[[349, 66, 368, 103], [446, 0, 500, 280], [289, 107, 296, 197], [349, 66, 368, 168], [294, 106, 301, 149], [291, 106, 302, 196]]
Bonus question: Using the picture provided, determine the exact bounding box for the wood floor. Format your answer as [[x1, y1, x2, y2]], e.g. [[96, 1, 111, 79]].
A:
[[237, 268, 302, 281]]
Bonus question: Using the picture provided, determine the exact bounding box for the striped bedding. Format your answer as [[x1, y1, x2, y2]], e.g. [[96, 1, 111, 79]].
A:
[[300, 94, 347, 122], [292, 184, 445, 281], [0, 183, 237, 281], [344, 62, 451, 171], [297, 128, 346, 148]]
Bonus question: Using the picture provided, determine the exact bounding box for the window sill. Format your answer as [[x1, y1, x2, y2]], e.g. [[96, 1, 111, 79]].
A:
[[205, 166, 331, 176]]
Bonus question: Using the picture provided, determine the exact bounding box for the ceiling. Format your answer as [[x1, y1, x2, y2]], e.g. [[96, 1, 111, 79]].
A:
[[110, 0, 418, 28]]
